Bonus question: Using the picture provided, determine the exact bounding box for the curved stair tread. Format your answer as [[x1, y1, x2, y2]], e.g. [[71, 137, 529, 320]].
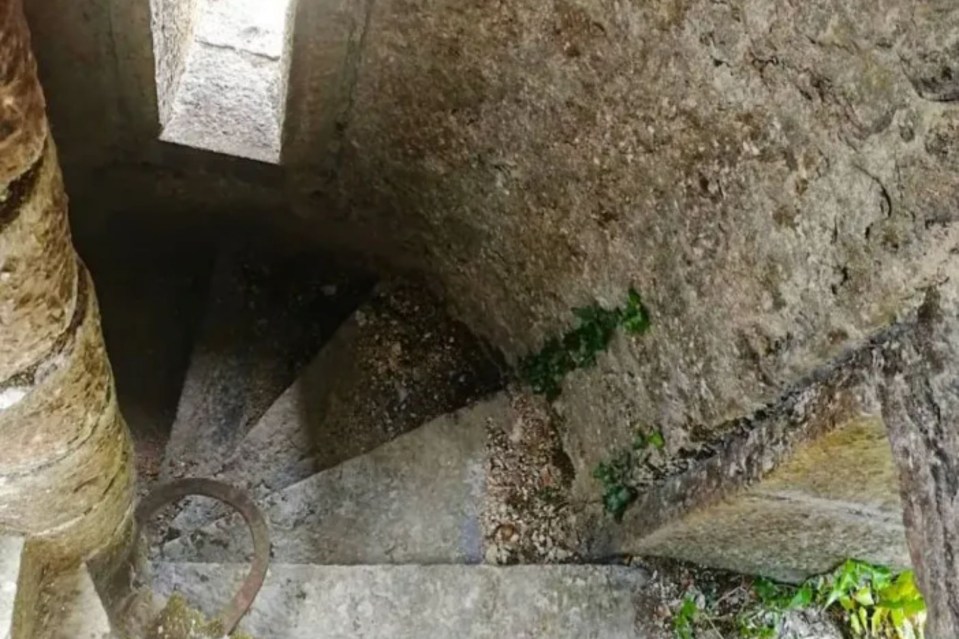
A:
[[161, 395, 510, 565], [168, 282, 502, 536], [152, 562, 652, 639], [162, 244, 373, 480]]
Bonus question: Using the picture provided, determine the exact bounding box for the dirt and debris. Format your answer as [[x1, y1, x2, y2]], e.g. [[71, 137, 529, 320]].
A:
[[345, 280, 504, 439], [146, 593, 254, 639], [483, 390, 582, 564], [619, 557, 845, 639], [302, 279, 506, 472]]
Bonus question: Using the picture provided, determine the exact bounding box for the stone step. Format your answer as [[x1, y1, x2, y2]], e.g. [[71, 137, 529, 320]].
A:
[[0, 536, 25, 639], [36, 565, 114, 639], [0, 536, 109, 639], [161, 395, 508, 564], [162, 244, 372, 479], [152, 562, 651, 639], [167, 282, 502, 535]]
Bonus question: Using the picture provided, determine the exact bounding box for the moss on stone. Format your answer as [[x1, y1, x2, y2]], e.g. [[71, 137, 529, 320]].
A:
[[145, 593, 254, 639]]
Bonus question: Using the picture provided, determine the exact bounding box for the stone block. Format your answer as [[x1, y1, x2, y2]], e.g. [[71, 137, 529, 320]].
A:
[[158, 0, 297, 162], [153, 563, 650, 639], [163, 396, 506, 564]]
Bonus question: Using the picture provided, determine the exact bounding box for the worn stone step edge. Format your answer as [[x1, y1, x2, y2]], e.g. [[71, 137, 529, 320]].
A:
[[162, 245, 372, 480], [153, 562, 650, 639], [168, 280, 502, 535], [160, 394, 508, 565]]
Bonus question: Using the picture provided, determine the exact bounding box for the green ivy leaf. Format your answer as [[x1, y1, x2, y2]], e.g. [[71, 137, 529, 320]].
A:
[[788, 583, 814, 610], [647, 431, 666, 449], [621, 288, 651, 334]]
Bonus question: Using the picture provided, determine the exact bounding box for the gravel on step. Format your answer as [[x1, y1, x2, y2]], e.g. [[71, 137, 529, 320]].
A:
[[167, 281, 503, 535]]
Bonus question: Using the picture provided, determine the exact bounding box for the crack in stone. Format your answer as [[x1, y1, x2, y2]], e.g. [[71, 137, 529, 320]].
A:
[[0, 137, 45, 234]]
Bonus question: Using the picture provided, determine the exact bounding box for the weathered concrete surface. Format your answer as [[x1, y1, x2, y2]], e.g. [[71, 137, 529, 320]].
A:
[[168, 281, 501, 532], [161, 245, 371, 479], [153, 563, 650, 639], [632, 416, 909, 583], [333, 0, 959, 503], [163, 396, 507, 564]]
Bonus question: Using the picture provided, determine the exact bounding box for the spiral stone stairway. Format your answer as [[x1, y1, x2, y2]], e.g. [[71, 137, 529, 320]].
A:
[[132, 254, 658, 639], [0, 240, 675, 638], [9, 0, 959, 633]]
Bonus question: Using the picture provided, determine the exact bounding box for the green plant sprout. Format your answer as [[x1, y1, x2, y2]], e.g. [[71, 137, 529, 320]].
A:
[[594, 427, 667, 520], [521, 288, 650, 398], [670, 559, 926, 639], [673, 596, 700, 639], [592, 451, 637, 522]]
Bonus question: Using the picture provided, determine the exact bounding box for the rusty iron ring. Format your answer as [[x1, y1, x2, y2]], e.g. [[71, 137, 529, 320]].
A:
[[137, 478, 271, 635]]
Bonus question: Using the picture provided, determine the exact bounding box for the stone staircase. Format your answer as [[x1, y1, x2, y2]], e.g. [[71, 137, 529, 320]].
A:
[[3, 252, 881, 638], [136, 271, 658, 638], [152, 564, 650, 638]]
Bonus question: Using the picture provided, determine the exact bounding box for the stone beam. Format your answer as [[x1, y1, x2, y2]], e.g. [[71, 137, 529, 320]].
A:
[[153, 0, 297, 163]]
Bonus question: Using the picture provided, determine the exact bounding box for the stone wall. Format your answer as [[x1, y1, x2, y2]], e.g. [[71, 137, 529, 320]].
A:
[[21, 0, 959, 583], [335, 0, 959, 491]]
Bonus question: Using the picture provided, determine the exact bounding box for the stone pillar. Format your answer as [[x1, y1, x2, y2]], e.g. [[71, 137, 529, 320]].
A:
[[881, 289, 959, 639], [0, 0, 135, 568]]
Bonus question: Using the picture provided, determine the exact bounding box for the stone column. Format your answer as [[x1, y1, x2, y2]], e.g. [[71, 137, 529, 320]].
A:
[[0, 0, 135, 568], [881, 289, 959, 639]]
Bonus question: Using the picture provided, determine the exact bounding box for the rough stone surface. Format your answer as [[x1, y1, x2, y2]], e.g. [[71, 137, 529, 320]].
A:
[[628, 415, 909, 583], [555, 318, 915, 582], [35, 564, 113, 639], [335, 0, 959, 506], [162, 396, 507, 564], [879, 286, 959, 638], [0, 138, 77, 384], [168, 280, 501, 532], [0, 3, 135, 570], [0, 0, 45, 185], [153, 563, 650, 639], [28, 0, 959, 466], [162, 244, 372, 479], [20, 0, 959, 619], [10, 541, 42, 639], [150, 0, 199, 126], [282, 0, 371, 173], [0, 536, 24, 639], [0, 259, 134, 568], [159, 0, 296, 162]]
